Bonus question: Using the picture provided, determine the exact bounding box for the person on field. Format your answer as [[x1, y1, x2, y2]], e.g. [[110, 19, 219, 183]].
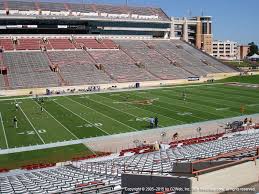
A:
[[150, 117, 154, 128], [41, 106, 44, 113], [182, 91, 187, 101], [154, 116, 159, 128], [13, 116, 18, 128], [15, 102, 19, 111]]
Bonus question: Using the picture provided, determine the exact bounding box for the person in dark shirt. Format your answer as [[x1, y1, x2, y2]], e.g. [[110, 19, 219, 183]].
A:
[[154, 116, 159, 128]]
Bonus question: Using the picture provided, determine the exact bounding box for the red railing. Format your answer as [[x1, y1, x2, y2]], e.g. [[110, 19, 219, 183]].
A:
[[119, 145, 154, 156], [170, 133, 224, 148]]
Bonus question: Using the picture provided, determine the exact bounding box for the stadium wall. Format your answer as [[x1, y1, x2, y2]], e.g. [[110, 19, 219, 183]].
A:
[[121, 173, 191, 194], [190, 158, 259, 194], [121, 159, 259, 194], [0, 72, 240, 97]]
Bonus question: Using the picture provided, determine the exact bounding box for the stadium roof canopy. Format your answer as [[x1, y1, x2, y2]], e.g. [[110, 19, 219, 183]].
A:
[[0, 0, 170, 21]]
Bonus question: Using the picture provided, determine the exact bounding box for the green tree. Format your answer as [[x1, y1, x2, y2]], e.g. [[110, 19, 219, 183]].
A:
[[247, 42, 258, 56]]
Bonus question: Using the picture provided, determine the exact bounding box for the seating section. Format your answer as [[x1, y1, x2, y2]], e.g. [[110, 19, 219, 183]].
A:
[[47, 51, 113, 85], [0, 38, 118, 51], [89, 50, 159, 82], [174, 40, 235, 73], [0, 75, 4, 90], [3, 52, 60, 89], [0, 39, 237, 89], [80, 130, 259, 175], [48, 39, 75, 50], [15, 39, 42, 50], [0, 39, 14, 51], [146, 40, 221, 76], [170, 133, 224, 148], [101, 39, 118, 49], [0, 130, 258, 193], [5, 1, 35, 11], [74, 39, 118, 49], [38, 2, 67, 12], [0, 0, 169, 21], [115, 40, 194, 80], [0, 168, 121, 193]]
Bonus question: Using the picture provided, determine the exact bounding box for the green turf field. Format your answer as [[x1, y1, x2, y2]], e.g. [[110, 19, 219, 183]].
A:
[[0, 82, 259, 150], [0, 144, 93, 169], [219, 74, 259, 84]]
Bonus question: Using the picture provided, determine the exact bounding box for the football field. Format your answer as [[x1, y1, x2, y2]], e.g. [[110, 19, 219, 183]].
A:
[[0, 83, 259, 150]]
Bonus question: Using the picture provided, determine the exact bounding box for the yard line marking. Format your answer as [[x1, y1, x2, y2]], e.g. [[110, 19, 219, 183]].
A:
[[131, 93, 206, 121], [157, 90, 239, 115], [53, 99, 110, 135], [0, 112, 9, 149], [16, 100, 45, 144], [183, 88, 253, 108], [32, 100, 79, 140], [200, 85, 259, 100], [146, 92, 225, 118], [65, 96, 138, 132], [247, 104, 259, 107], [107, 93, 183, 124], [195, 87, 259, 104], [87, 94, 139, 118], [94, 94, 165, 128]]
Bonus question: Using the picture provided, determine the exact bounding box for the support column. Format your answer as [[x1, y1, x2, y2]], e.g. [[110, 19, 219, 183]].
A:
[[183, 17, 188, 42], [170, 17, 175, 39]]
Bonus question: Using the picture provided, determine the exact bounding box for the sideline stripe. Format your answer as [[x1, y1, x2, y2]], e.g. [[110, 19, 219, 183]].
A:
[[0, 112, 9, 149]]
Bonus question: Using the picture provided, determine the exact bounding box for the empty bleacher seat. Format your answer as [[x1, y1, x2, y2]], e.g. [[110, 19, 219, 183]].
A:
[[47, 51, 113, 85], [0, 39, 14, 51], [16, 39, 41, 50], [48, 38, 76, 50], [3, 52, 60, 89]]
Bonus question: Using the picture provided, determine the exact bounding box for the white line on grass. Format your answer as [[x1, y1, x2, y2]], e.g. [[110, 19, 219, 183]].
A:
[[145, 92, 223, 118], [86, 94, 165, 128], [0, 112, 9, 149], [130, 92, 206, 121], [109, 93, 182, 124], [187, 86, 257, 104], [86, 94, 139, 118], [16, 100, 45, 144], [53, 99, 110, 135], [109, 92, 187, 123], [201, 85, 259, 101], [155, 90, 239, 115], [32, 100, 79, 140], [65, 96, 138, 132]]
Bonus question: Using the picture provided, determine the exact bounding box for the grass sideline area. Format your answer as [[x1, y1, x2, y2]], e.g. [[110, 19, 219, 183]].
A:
[[0, 144, 93, 169], [219, 74, 259, 84], [225, 61, 253, 67]]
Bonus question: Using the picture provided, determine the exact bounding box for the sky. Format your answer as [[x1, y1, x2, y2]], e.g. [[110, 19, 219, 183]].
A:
[[24, 0, 259, 45]]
